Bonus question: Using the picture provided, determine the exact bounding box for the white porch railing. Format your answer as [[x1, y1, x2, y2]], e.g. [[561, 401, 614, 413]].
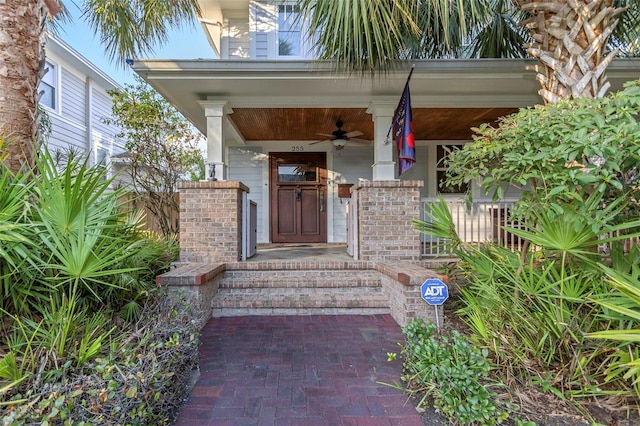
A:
[[419, 198, 525, 257]]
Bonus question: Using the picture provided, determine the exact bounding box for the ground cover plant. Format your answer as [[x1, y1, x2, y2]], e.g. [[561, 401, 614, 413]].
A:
[[411, 80, 640, 424], [0, 148, 198, 424], [396, 318, 512, 425]]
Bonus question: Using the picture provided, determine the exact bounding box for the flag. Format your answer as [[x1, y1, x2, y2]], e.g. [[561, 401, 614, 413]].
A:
[[393, 83, 416, 176]]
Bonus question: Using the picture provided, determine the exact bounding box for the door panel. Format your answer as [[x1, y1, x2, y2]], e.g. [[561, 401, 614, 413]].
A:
[[277, 189, 296, 235], [270, 152, 327, 243], [300, 188, 319, 235]]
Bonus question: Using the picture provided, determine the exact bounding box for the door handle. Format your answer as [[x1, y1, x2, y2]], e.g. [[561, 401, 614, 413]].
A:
[[296, 190, 301, 201], [320, 190, 324, 212]]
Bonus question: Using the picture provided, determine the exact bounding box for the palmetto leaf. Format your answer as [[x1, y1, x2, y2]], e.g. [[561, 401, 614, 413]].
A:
[[32, 149, 141, 303], [412, 196, 461, 251], [588, 264, 640, 342], [506, 191, 640, 259]]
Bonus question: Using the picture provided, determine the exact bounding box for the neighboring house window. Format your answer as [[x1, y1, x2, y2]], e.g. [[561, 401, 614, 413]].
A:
[[39, 61, 57, 109], [96, 148, 109, 177], [278, 3, 301, 56], [436, 144, 468, 194]]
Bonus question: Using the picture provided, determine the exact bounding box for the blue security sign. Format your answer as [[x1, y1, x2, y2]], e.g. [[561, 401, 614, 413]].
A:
[[421, 279, 449, 305]]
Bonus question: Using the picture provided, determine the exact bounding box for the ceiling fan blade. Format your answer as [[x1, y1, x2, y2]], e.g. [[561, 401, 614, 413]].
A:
[[348, 138, 372, 145], [309, 139, 331, 145], [345, 130, 364, 138], [316, 133, 335, 138]]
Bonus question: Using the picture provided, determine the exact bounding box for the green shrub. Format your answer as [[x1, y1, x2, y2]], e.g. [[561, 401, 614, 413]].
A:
[[399, 318, 509, 425], [0, 146, 186, 424], [1, 295, 199, 425]]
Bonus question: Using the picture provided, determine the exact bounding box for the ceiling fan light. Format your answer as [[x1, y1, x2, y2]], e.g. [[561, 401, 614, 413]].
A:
[[333, 138, 347, 147]]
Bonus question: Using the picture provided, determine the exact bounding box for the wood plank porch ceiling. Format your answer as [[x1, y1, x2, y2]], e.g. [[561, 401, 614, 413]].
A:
[[228, 107, 519, 141]]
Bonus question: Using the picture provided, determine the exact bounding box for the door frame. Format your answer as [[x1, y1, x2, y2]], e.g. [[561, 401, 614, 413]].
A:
[[269, 152, 327, 243]]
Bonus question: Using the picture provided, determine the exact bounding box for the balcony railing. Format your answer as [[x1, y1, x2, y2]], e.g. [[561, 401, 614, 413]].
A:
[[419, 198, 524, 257], [419, 198, 639, 257]]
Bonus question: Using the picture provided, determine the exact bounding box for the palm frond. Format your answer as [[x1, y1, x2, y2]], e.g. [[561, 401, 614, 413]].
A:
[[83, 0, 202, 67]]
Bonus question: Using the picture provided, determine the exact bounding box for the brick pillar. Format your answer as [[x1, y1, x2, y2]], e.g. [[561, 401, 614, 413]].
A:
[[178, 181, 249, 263], [356, 180, 423, 261]]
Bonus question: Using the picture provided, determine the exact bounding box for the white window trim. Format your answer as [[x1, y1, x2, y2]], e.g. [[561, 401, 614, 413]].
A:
[[275, 1, 308, 59], [39, 59, 61, 114], [423, 142, 473, 198]]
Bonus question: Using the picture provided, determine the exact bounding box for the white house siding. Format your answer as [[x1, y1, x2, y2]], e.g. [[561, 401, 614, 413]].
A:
[[331, 146, 374, 242], [60, 69, 86, 124], [254, 33, 268, 59], [91, 88, 124, 163], [228, 146, 266, 242], [46, 116, 86, 155], [250, 0, 275, 59], [226, 18, 250, 58], [44, 64, 88, 155], [43, 34, 124, 171]]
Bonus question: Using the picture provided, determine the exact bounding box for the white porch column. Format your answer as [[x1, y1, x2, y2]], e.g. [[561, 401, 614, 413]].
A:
[[367, 102, 396, 180], [198, 101, 233, 180]]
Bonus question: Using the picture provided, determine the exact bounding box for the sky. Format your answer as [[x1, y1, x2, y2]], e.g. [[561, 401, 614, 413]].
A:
[[57, 2, 215, 86]]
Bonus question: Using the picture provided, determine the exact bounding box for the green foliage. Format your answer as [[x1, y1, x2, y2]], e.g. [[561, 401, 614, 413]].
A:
[[399, 318, 509, 425], [425, 196, 640, 400], [587, 253, 640, 396], [0, 148, 176, 316], [456, 244, 610, 386], [1, 296, 200, 425], [0, 145, 184, 423], [446, 79, 640, 219], [106, 76, 204, 237], [80, 0, 201, 67]]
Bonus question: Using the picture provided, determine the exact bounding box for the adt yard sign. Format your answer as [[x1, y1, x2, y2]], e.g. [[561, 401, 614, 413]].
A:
[[421, 279, 449, 305]]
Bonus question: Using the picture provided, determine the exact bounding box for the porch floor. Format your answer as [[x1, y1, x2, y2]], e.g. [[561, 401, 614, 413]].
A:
[[248, 243, 353, 262]]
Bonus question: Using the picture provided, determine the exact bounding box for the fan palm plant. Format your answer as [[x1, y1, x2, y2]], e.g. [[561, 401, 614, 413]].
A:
[[299, 0, 640, 103]]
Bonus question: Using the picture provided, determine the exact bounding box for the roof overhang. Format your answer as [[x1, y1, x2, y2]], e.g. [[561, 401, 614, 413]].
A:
[[196, 0, 250, 57], [46, 33, 122, 90], [131, 59, 640, 141]]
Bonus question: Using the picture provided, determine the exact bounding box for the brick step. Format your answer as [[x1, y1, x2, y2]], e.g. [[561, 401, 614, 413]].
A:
[[215, 285, 384, 296], [219, 269, 381, 289], [212, 290, 388, 308], [211, 306, 390, 317], [211, 267, 390, 317], [211, 290, 390, 317]]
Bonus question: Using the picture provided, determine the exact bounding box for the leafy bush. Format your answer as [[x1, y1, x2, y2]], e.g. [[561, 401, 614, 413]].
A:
[[414, 81, 640, 409], [398, 318, 509, 425], [415, 193, 640, 408], [1, 148, 177, 317], [445, 78, 640, 217], [0, 146, 188, 424], [1, 296, 199, 425]]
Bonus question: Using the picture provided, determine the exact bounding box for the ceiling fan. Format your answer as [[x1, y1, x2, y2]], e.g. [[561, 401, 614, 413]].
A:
[[309, 120, 371, 150]]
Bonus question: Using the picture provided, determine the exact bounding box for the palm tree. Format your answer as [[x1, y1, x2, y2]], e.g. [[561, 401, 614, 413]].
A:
[[298, 0, 639, 103], [513, 0, 634, 103], [0, 0, 201, 173]]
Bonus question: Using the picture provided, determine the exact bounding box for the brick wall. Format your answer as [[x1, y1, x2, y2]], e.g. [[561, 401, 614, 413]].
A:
[[356, 180, 423, 261], [178, 181, 249, 263], [376, 262, 443, 327]]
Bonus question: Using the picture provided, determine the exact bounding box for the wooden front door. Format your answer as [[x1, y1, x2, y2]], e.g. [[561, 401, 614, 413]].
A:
[[270, 152, 327, 243]]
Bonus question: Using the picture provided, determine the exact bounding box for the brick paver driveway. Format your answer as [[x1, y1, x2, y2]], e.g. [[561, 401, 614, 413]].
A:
[[174, 314, 423, 426]]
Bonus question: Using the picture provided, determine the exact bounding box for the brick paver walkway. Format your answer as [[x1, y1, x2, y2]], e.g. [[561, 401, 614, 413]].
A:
[[174, 315, 423, 426]]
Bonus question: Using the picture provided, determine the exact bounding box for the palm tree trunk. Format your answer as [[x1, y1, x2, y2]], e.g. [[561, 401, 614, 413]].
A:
[[0, 0, 48, 173], [514, 0, 627, 103]]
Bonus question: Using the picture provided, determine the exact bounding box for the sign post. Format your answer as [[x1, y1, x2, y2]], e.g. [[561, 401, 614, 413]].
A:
[[420, 278, 449, 332]]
